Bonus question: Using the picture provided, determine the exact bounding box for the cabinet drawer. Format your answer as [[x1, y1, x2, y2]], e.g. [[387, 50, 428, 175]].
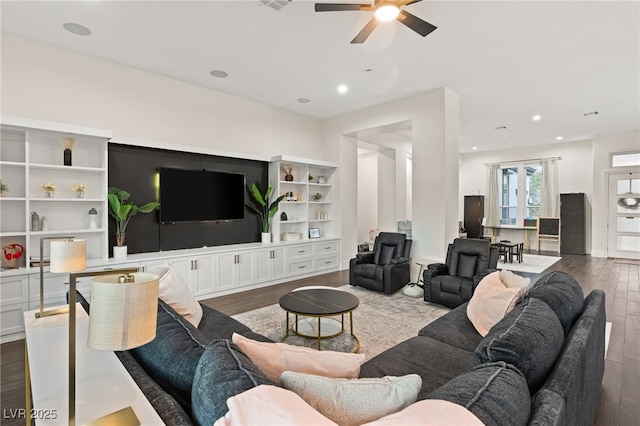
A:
[[0, 303, 26, 336], [29, 273, 93, 300], [288, 259, 314, 275], [0, 276, 28, 306], [288, 245, 314, 259], [314, 241, 338, 254], [315, 256, 338, 270]]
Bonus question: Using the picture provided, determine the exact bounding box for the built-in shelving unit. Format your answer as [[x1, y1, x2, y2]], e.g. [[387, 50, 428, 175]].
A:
[[269, 155, 338, 241]]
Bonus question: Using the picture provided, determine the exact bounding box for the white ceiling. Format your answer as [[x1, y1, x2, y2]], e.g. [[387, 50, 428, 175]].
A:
[[1, 1, 638, 153]]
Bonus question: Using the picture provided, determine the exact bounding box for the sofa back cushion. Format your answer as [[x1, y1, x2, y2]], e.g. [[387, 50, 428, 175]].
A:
[[131, 300, 207, 413], [521, 271, 584, 335], [428, 361, 531, 426], [473, 298, 564, 392], [192, 339, 276, 426]]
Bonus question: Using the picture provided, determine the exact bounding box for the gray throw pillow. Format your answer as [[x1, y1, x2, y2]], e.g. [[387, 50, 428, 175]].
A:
[[473, 298, 564, 392], [521, 271, 584, 334], [131, 300, 207, 412], [280, 371, 421, 426], [192, 339, 276, 426], [429, 361, 531, 426]]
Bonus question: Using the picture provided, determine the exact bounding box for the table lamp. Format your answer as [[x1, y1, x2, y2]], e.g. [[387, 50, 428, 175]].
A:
[[36, 236, 81, 318], [47, 239, 159, 426]]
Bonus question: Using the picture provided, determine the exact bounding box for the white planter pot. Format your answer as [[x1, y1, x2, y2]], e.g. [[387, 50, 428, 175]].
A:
[[113, 245, 128, 258], [261, 232, 271, 244]]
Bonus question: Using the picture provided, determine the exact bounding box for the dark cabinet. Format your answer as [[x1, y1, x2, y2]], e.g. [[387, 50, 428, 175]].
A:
[[464, 195, 485, 239], [560, 193, 586, 255]]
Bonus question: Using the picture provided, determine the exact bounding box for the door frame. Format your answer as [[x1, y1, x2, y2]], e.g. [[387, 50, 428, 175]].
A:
[[606, 170, 640, 260]]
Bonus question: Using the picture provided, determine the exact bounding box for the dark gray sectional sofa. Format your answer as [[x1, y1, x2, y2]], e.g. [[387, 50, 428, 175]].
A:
[[87, 270, 605, 425]]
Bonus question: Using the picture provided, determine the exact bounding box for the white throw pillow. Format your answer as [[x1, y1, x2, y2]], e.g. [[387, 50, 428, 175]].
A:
[[150, 265, 203, 327], [280, 371, 422, 426], [363, 399, 483, 425], [499, 269, 532, 292], [232, 333, 365, 384], [467, 271, 522, 336]]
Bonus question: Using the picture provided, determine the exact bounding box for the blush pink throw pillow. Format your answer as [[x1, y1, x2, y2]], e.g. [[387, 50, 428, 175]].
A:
[[232, 333, 365, 384], [466, 271, 522, 336]]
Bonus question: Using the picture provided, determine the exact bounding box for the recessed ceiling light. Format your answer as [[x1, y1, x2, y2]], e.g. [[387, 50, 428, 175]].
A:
[[556, 136, 564, 141], [532, 115, 542, 121], [63, 22, 91, 36], [472, 147, 478, 151], [210, 70, 228, 78], [297, 98, 311, 104], [337, 84, 348, 94]]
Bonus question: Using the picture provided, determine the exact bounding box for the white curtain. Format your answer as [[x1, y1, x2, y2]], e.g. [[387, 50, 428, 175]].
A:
[[485, 164, 500, 227], [541, 159, 560, 217]]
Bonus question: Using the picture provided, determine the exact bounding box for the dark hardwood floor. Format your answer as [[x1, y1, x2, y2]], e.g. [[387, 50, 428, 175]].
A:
[[1, 253, 638, 425]]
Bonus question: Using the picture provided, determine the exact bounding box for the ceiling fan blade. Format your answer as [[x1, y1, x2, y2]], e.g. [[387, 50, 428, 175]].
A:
[[401, 0, 423, 6], [315, 3, 371, 12], [397, 10, 437, 37], [351, 17, 379, 44]]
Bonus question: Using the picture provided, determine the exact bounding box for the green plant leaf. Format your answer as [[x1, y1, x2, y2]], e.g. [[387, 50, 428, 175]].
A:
[[250, 183, 266, 207]]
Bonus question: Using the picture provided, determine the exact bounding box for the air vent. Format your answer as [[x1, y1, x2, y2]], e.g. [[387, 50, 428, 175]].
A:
[[583, 111, 600, 117], [259, 0, 293, 11]]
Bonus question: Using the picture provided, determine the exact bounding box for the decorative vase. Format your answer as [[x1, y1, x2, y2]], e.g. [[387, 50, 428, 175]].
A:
[[261, 232, 271, 244], [284, 173, 294, 181], [64, 148, 72, 166], [45, 191, 54, 198], [113, 245, 128, 258], [76, 191, 84, 198], [280, 211, 288, 221]]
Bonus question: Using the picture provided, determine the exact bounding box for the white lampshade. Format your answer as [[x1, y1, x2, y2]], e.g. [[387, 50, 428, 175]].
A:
[[50, 239, 86, 273], [88, 272, 159, 351]]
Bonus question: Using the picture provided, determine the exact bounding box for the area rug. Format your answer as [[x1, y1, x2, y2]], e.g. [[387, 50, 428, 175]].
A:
[[498, 253, 561, 274], [231, 285, 450, 360]]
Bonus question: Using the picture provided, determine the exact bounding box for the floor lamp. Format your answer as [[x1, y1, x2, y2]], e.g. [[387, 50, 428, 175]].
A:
[[47, 239, 159, 426]]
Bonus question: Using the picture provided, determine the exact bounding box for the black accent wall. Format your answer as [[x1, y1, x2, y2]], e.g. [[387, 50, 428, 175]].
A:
[[108, 144, 268, 255]]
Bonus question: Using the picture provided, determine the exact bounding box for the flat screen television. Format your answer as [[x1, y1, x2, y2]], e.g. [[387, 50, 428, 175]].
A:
[[159, 167, 245, 223]]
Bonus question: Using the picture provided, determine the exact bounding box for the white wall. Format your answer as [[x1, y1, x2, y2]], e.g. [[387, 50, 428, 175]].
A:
[[357, 152, 378, 242], [592, 130, 640, 257], [323, 88, 460, 279], [1, 34, 324, 160]]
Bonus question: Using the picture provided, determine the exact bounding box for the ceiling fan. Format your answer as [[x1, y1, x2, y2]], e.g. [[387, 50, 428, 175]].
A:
[[314, 0, 437, 44]]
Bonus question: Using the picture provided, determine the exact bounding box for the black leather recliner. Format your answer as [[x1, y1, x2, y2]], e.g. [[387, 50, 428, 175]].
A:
[[423, 238, 498, 308], [350, 232, 412, 294]]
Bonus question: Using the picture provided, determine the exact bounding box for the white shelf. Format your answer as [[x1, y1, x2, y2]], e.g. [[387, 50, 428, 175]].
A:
[[29, 228, 106, 236], [0, 161, 26, 167], [30, 163, 105, 172], [0, 231, 27, 237], [0, 197, 26, 201]]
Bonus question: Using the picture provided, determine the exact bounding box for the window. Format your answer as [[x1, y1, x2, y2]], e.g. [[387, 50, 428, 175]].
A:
[[499, 163, 542, 226], [611, 152, 640, 168]]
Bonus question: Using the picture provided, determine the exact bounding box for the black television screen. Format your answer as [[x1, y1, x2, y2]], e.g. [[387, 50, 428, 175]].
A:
[[159, 167, 245, 223]]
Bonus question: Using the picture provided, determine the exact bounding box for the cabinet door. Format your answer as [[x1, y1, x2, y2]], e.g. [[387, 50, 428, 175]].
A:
[[271, 248, 286, 280], [236, 251, 254, 287], [255, 249, 272, 283], [192, 255, 215, 297], [169, 258, 194, 294], [217, 253, 236, 291]]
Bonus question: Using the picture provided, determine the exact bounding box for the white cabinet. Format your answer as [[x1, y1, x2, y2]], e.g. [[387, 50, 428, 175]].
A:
[[0, 116, 111, 272], [191, 255, 216, 297], [217, 251, 255, 292], [0, 275, 28, 342], [314, 240, 340, 271], [256, 247, 286, 283], [269, 156, 337, 242]]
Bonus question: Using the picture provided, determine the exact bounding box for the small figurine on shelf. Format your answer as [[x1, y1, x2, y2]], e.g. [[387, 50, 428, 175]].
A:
[[0, 179, 9, 197], [2, 243, 24, 270], [42, 182, 56, 198], [311, 192, 323, 202], [71, 183, 86, 198]]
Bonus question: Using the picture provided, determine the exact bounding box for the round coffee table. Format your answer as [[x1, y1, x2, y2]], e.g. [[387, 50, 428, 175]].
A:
[[279, 288, 360, 352]]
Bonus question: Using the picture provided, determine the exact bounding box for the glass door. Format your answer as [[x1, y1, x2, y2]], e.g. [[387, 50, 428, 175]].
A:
[[608, 172, 640, 260]]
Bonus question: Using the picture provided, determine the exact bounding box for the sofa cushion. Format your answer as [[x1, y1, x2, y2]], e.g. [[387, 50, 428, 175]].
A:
[[362, 399, 483, 425], [360, 336, 473, 400], [418, 303, 482, 352], [131, 300, 207, 412], [280, 371, 421, 426], [466, 271, 522, 336], [232, 333, 365, 384], [150, 265, 203, 327], [522, 271, 584, 335], [192, 339, 276, 426], [473, 298, 564, 392], [499, 269, 531, 292], [428, 361, 531, 426]]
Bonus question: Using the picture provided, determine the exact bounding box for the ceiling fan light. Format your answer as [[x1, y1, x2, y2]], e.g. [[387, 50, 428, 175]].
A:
[[375, 4, 400, 21]]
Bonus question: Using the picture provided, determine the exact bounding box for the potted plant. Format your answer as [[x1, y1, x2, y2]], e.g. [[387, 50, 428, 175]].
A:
[[0, 179, 8, 197], [245, 182, 285, 243], [107, 187, 160, 258], [42, 182, 56, 198], [71, 183, 85, 198]]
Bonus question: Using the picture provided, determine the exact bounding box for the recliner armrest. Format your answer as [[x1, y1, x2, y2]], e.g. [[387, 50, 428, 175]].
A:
[[354, 252, 374, 264], [390, 257, 409, 265], [472, 268, 499, 289]]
